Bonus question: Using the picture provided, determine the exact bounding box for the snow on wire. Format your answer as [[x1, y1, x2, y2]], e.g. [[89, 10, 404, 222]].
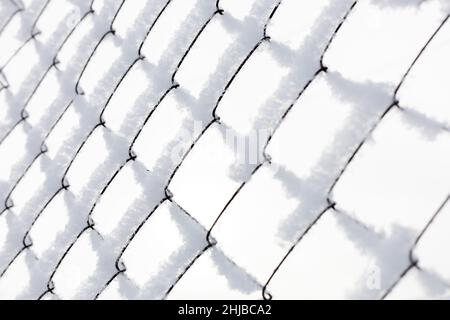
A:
[[0, 0, 449, 299]]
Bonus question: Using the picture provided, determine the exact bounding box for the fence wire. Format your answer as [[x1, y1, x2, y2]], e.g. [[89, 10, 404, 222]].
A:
[[0, 0, 449, 300]]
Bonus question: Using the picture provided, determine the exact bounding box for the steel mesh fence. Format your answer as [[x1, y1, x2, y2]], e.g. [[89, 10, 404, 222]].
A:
[[0, 0, 449, 300]]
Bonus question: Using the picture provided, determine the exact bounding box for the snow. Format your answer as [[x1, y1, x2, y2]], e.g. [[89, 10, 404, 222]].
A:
[[414, 199, 450, 283], [397, 18, 450, 127], [332, 109, 450, 236], [0, 0, 449, 300], [166, 247, 262, 300], [168, 123, 243, 229], [267, 210, 410, 299], [212, 164, 302, 283]]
